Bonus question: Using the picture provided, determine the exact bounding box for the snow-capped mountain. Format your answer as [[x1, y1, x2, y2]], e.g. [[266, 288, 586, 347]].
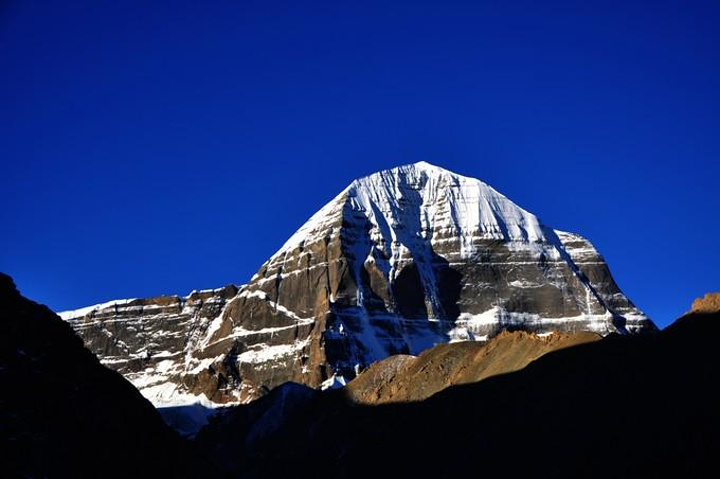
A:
[[60, 162, 655, 407]]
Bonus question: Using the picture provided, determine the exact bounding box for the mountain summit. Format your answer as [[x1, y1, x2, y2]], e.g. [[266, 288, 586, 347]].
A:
[[60, 162, 655, 406]]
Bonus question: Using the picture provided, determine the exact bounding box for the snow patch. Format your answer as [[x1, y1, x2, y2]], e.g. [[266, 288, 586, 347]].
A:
[[321, 374, 347, 390], [236, 339, 310, 365], [57, 298, 137, 320]]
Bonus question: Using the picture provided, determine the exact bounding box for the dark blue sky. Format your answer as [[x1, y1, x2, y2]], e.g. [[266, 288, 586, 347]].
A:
[[2, 0, 718, 328]]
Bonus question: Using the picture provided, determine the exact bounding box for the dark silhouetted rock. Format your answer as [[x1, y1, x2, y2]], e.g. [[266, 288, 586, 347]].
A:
[[196, 305, 719, 479], [0, 273, 213, 478]]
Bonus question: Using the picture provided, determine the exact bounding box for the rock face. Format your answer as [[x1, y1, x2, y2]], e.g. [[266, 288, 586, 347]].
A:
[[0, 273, 212, 478], [345, 330, 601, 404], [60, 162, 655, 406], [59, 286, 240, 405]]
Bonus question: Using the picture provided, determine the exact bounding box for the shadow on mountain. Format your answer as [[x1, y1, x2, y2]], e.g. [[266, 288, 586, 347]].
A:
[[0, 273, 216, 478], [158, 404, 220, 439], [391, 262, 429, 318], [196, 311, 720, 479], [390, 253, 462, 323], [434, 254, 462, 321]]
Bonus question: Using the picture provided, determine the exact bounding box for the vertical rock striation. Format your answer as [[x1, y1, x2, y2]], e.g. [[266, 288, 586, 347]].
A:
[[61, 162, 655, 406]]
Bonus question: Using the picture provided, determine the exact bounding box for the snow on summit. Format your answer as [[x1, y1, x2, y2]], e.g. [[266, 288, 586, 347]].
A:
[[59, 161, 655, 414], [273, 161, 546, 261]]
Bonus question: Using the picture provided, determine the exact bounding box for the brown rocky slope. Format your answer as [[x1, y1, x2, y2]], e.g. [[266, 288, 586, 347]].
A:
[[346, 329, 601, 404]]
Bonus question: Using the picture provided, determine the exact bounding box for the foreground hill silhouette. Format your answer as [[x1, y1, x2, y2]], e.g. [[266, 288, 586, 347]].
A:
[[198, 304, 720, 478], [2, 269, 716, 478], [0, 274, 213, 478]]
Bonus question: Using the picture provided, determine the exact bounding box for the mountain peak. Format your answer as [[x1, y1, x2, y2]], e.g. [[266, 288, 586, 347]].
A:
[[357, 161, 470, 184], [273, 161, 546, 268], [412, 160, 436, 169], [407, 160, 451, 174], [60, 160, 655, 409], [276, 162, 545, 262]]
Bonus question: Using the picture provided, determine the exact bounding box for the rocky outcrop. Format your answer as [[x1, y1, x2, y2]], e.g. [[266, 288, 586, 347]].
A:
[[345, 330, 601, 404], [691, 293, 720, 314], [0, 273, 212, 478], [61, 162, 655, 406]]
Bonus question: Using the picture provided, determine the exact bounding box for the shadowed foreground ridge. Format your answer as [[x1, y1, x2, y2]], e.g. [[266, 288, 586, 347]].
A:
[[197, 307, 719, 479], [0, 273, 213, 478]]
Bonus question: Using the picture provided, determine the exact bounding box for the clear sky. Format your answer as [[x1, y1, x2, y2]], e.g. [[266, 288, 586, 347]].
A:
[[2, 0, 718, 328]]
